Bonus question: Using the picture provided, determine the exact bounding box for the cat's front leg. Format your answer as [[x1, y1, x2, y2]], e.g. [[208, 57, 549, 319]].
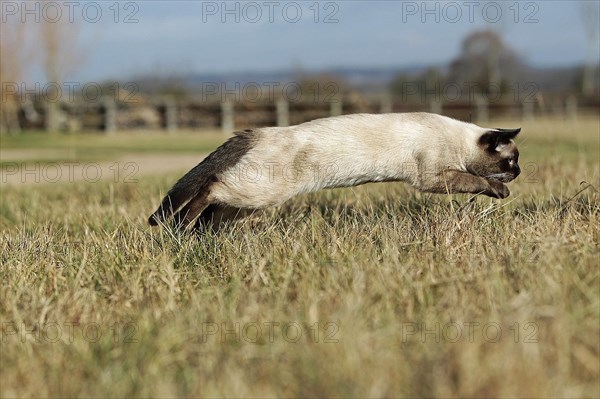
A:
[[423, 170, 510, 198]]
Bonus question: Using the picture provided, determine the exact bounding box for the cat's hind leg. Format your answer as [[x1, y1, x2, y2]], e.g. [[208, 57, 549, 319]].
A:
[[195, 204, 257, 232]]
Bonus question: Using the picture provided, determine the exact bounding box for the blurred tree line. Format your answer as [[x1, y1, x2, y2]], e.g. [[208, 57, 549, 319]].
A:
[[390, 29, 599, 104]]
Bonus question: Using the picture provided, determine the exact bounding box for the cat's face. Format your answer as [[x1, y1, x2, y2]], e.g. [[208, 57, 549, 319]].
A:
[[468, 128, 521, 182]]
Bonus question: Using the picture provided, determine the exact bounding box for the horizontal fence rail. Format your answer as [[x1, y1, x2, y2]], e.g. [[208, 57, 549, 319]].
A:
[[2, 95, 599, 134]]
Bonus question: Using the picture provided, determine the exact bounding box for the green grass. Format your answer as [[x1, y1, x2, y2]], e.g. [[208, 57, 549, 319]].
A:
[[0, 130, 226, 164], [1, 117, 599, 398]]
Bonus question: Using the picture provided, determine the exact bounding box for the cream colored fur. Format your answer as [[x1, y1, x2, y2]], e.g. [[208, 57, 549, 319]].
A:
[[208, 113, 489, 209]]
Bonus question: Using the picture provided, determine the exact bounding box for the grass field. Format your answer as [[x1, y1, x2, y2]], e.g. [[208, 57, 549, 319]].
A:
[[1, 116, 599, 398], [0, 130, 226, 166]]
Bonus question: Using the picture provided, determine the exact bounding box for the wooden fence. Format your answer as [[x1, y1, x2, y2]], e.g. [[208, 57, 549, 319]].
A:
[[9, 95, 600, 133]]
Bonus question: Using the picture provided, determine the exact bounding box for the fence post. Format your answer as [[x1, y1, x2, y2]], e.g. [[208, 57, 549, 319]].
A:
[[330, 99, 342, 116], [103, 99, 116, 134], [566, 95, 578, 121], [475, 96, 489, 123], [379, 95, 392, 114], [522, 101, 535, 121], [221, 101, 234, 132], [276, 99, 289, 126], [164, 99, 177, 132], [44, 101, 60, 132], [429, 99, 442, 114]]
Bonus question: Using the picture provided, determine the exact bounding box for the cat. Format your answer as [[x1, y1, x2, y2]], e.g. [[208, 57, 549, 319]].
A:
[[149, 112, 520, 230]]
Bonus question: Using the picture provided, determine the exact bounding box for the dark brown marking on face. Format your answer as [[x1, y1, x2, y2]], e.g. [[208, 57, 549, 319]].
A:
[[469, 128, 521, 183], [478, 128, 521, 153]]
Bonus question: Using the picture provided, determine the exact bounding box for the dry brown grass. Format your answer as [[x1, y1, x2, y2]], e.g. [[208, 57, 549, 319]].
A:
[[1, 116, 599, 398]]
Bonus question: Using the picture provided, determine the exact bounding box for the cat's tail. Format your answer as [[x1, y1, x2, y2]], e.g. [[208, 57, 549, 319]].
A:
[[147, 162, 214, 226], [148, 130, 258, 227]]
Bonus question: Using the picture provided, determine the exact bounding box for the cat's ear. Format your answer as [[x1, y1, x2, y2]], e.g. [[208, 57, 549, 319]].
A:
[[478, 128, 521, 151]]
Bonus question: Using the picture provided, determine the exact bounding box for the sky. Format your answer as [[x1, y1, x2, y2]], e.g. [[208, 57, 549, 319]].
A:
[[4, 0, 599, 83]]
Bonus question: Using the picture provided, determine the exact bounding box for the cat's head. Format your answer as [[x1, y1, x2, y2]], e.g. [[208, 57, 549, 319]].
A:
[[468, 128, 521, 182]]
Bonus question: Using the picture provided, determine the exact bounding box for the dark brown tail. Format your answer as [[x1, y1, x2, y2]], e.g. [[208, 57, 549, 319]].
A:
[[148, 164, 214, 226], [148, 130, 258, 226]]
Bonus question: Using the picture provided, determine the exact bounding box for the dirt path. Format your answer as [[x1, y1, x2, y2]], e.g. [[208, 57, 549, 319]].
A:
[[0, 151, 206, 186]]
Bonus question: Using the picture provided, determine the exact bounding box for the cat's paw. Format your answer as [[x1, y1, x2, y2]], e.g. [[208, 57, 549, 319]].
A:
[[486, 179, 510, 199]]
